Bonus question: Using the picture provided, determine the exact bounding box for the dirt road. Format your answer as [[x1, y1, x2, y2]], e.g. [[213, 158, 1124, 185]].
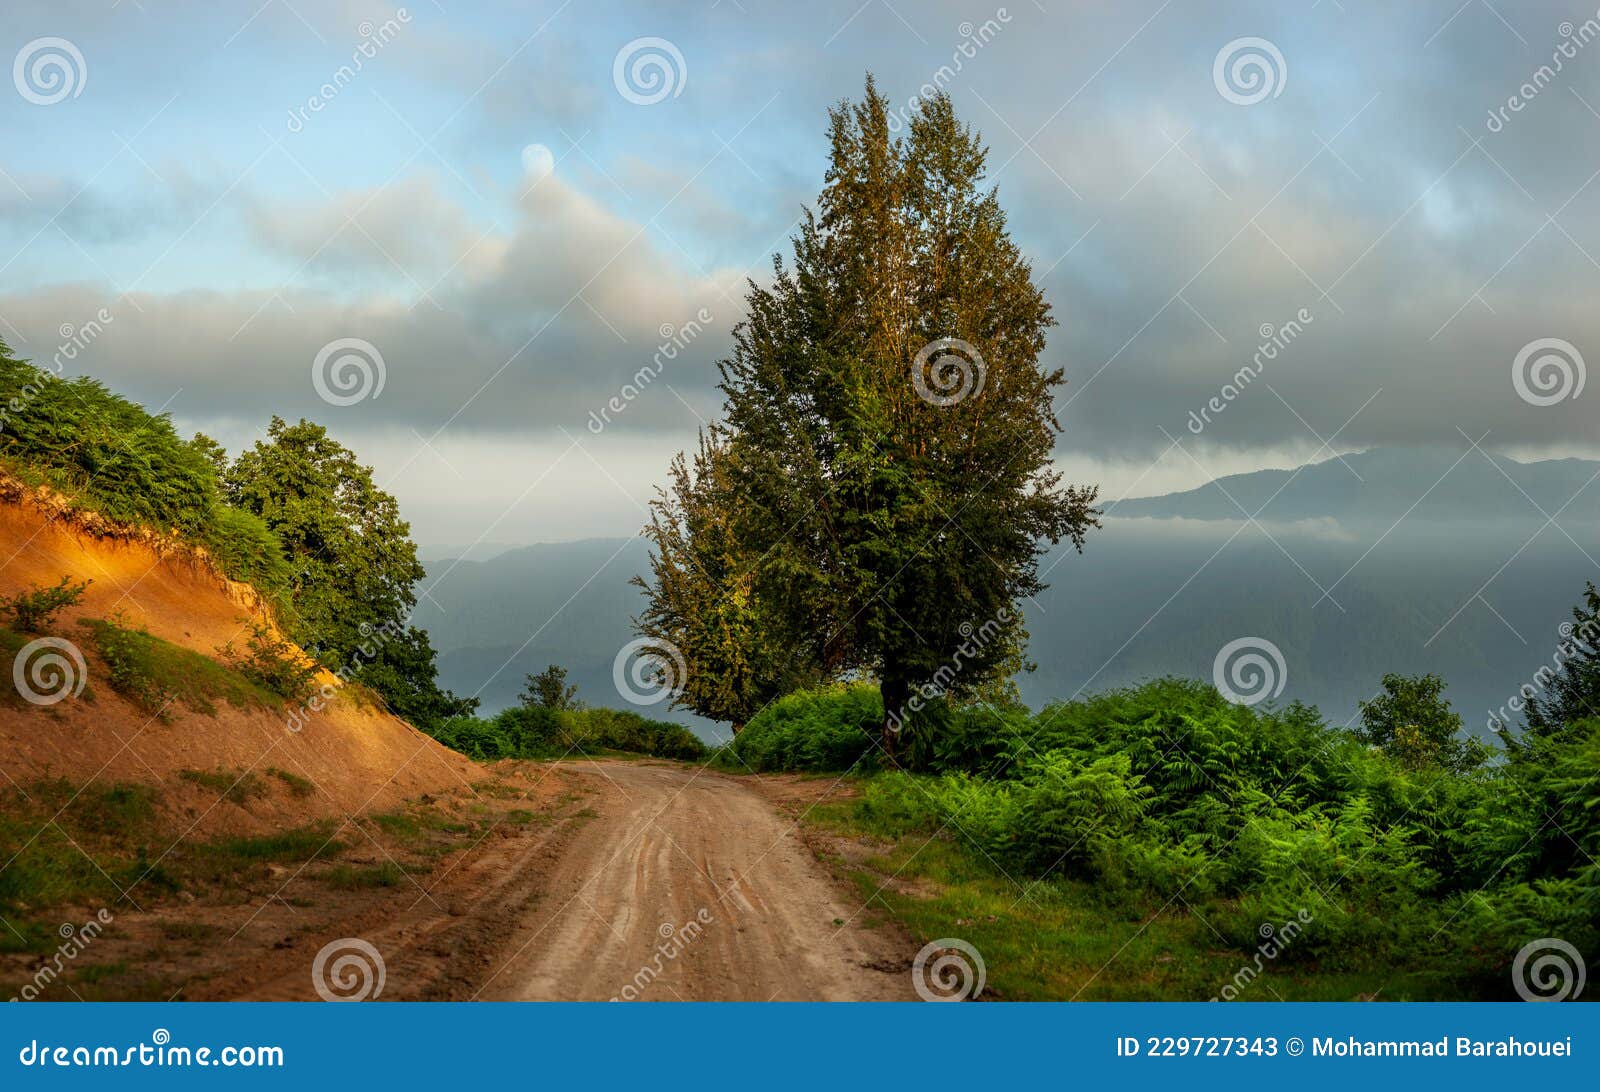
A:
[[44, 760, 913, 1001], [476, 761, 914, 1001]]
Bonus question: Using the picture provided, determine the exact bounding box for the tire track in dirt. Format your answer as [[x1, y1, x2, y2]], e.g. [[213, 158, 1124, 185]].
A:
[[476, 760, 915, 1001]]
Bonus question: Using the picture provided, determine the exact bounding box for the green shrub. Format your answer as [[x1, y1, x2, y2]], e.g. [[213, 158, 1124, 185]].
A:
[[722, 683, 883, 772], [427, 705, 708, 762], [218, 622, 315, 700], [0, 576, 90, 632], [429, 705, 564, 760], [559, 707, 707, 760]]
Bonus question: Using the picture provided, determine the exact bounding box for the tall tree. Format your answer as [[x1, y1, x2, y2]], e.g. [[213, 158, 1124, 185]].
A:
[[225, 417, 474, 727], [697, 78, 1098, 755]]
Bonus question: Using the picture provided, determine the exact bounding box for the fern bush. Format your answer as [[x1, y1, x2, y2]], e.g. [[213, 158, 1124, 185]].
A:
[[0, 346, 289, 599]]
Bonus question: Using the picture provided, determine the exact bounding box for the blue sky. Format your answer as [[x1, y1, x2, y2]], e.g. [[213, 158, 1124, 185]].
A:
[[4, 0, 1600, 547]]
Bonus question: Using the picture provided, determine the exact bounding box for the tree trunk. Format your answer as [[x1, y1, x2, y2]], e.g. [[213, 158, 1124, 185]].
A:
[[880, 673, 910, 766]]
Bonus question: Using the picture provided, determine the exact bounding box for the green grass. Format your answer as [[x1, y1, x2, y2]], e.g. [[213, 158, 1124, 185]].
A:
[[265, 767, 315, 798], [178, 768, 267, 804], [804, 791, 1477, 1002], [320, 861, 414, 889], [0, 781, 165, 918], [79, 618, 281, 716]]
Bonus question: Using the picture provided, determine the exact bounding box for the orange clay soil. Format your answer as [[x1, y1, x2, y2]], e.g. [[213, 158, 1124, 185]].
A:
[[0, 478, 477, 835]]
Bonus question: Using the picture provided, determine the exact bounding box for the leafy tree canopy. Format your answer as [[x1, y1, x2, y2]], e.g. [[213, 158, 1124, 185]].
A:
[[639, 77, 1099, 754], [225, 416, 473, 726], [1356, 672, 1486, 773]]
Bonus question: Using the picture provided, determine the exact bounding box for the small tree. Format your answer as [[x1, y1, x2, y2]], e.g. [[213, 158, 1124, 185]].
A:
[[1517, 583, 1600, 750], [1356, 673, 1486, 772], [521, 664, 580, 711], [0, 576, 91, 632]]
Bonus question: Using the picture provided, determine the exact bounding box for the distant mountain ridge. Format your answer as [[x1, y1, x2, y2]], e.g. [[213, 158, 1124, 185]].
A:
[[416, 446, 1600, 742], [1111, 446, 1600, 524]]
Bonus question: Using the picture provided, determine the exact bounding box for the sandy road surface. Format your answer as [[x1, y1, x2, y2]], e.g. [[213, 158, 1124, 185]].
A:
[[477, 761, 914, 1001]]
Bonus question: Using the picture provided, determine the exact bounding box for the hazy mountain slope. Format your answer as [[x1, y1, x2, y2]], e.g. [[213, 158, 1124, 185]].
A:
[[418, 448, 1600, 740]]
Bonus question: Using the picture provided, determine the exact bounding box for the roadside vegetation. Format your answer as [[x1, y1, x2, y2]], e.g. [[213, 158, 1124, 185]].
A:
[[424, 664, 707, 762], [720, 605, 1600, 999]]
